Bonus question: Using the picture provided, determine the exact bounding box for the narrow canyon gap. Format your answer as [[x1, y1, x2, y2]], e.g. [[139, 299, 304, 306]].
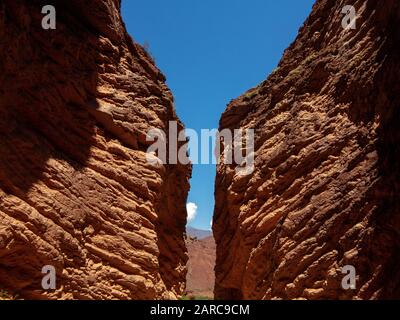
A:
[[1, 0, 399, 301], [0, 0, 191, 299], [213, 0, 400, 299]]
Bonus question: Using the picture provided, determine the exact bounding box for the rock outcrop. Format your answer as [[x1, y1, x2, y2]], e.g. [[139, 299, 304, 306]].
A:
[[0, 0, 191, 299], [214, 0, 400, 300]]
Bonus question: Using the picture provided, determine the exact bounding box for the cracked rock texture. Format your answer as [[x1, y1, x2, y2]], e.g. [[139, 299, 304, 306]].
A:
[[214, 0, 400, 300], [0, 0, 191, 299]]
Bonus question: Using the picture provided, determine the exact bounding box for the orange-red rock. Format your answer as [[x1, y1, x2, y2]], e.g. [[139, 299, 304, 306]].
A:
[[0, 0, 191, 299], [186, 236, 215, 299], [214, 0, 400, 300]]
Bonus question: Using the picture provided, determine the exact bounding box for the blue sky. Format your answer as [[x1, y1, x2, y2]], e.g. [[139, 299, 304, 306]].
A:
[[122, 0, 315, 230]]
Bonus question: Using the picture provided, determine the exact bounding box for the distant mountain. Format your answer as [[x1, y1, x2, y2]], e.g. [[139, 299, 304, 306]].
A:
[[186, 227, 212, 240], [186, 236, 215, 299]]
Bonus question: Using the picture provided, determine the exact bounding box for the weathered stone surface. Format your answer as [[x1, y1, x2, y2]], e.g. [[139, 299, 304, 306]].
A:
[[0, 0, 191, 299], [214, 0, 400, 300]]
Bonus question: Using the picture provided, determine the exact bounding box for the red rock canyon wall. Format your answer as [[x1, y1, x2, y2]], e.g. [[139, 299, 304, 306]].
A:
[[0, 0, 191, 299], [214, 0, 400, 300]]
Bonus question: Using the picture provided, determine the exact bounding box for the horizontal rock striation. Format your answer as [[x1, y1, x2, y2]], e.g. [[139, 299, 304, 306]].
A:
[[0, 0, 191, 299], [214, 0, 400, 300]]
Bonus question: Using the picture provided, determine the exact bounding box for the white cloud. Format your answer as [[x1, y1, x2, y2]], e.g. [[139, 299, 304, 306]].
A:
[[186, 202, 198, 222], [210, 219, 213, 230]]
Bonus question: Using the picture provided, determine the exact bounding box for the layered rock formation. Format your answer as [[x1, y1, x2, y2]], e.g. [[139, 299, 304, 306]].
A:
[[214, 0, 400, 300], [0, 0, 191, 299]]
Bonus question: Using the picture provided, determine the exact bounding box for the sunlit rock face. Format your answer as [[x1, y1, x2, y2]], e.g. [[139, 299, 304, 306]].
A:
[[214, 0, 400, 300], [0, 0, 191, 299]]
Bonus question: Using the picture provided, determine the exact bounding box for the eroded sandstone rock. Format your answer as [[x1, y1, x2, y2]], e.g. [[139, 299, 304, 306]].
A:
[[214, 0, 400, 300], [0, 0, 191, 299]]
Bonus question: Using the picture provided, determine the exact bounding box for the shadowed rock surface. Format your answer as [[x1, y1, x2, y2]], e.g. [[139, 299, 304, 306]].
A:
[[0, 0, 191, 299], [214, 0, 400, 300]]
